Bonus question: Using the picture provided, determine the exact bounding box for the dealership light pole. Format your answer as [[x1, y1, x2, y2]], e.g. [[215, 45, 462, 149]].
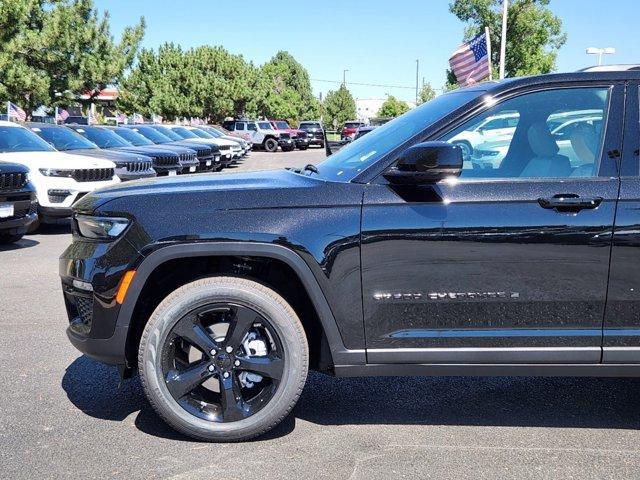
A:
[[499, 0, 508, 79], [586, 47, 615, 66], [342, 69, 349, 86]]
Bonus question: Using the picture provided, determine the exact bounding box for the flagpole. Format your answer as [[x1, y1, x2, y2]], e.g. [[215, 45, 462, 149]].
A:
[[55, 106, 58, 125], [499, 0, 508, 79], [6, 101, 10, 122], [485, 27, 493, 81]]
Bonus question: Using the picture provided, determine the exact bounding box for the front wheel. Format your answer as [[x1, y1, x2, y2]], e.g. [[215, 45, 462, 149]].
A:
[[139, 276, 309, 442], [263, 138, 278, 153]]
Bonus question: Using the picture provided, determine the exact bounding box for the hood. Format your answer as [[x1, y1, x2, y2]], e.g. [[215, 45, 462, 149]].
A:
[[77, 168, 328, 213], [114, 146, 180, 158], [154, 143, 198, 155], [0, 160, 29, 174], [67, 148, 152, 164], [0, 151, 116, 169]]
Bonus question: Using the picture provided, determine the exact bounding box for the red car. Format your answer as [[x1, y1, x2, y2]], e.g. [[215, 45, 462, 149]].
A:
[[269, 119, 309, 150], [341, 121, 364, 140]]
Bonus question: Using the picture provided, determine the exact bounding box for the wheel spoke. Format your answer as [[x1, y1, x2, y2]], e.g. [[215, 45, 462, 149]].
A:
[[219, 373, 249, 422], [236, 354, 284, 381], [165, 361, 213, 399], [173, 316, 218, 354], [224, 307, 257, 349]]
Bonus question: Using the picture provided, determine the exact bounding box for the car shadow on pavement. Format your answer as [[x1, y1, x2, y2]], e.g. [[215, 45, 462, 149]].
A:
[[0, 238, 39, 251], [62, 355, 640, 442]]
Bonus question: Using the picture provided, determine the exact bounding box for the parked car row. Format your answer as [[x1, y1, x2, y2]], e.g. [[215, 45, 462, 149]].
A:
[[0, 121, 251, 243], [222, 119, 326, 152]]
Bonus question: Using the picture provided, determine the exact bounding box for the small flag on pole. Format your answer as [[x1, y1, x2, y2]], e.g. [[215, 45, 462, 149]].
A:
[[56, 108, 69, 123], [7, 102, 27, 122], [133, 113, 144, 124], [116, 112, 127, 124], [449, 31, 491, 87]]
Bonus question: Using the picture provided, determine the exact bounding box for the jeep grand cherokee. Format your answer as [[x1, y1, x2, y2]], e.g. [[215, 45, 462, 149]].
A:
[[61, 68, 640, 441]]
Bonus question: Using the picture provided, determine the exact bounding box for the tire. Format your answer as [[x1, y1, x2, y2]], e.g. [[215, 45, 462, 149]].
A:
[[453, 140, 473, 161], [298, 146, 308, 151], [263, 138, 278, 153], [139, 276, 309, 442], [26, 215, 41, 234], [0, 233, 23, 244]]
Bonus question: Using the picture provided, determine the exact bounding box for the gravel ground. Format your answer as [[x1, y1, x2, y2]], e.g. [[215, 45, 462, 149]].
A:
[[2, 148, 640, 479]]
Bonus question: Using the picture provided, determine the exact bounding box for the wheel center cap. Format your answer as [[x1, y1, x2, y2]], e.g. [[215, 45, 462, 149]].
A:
[[216, 353, 232, 369]]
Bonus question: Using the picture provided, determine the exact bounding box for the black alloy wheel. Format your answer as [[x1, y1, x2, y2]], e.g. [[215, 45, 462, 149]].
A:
[[139, 276, 308, 441], [161, 303, 285, 423], [263, 138, 278, 152]]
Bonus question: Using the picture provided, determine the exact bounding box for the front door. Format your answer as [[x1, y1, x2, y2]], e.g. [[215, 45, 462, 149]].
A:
[[361, 84, 623, 364]]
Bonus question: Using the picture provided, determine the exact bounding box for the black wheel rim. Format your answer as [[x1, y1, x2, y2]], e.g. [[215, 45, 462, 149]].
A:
[[160, 303, 285, 423]]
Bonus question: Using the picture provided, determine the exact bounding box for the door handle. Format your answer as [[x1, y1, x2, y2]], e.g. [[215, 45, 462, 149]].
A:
[[538, 194, 603, 212]]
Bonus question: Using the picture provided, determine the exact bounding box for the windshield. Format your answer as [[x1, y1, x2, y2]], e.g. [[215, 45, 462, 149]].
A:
[[204, 127, 223, 138], [299, 123, 320, 130], [344, 122, 361, 129], [315, 90, 482, 181], [112, 128, 153, 146], [31, 125, 97, 151], [191, 128, 214, 139], [71, 126, 130, 148], [132, 126, 172, 144], [275, 121, 289, 129], [152, 126, 183, 141], [172, 127, 199, 139], [0, 125, 56, 152], [258, 122, 272, 130]]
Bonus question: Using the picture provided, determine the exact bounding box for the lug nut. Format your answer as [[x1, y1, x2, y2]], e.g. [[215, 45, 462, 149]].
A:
[[225, 346, 233, 353], [223, 372, 230, 378], [208, 365, 215, 372], [234, 360, 240, 367], [210, 349, 217, 356]]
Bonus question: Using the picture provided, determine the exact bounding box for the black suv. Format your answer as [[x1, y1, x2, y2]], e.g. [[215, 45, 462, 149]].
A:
[[60, 69, 640, 442], [0, 162, 36, 243]]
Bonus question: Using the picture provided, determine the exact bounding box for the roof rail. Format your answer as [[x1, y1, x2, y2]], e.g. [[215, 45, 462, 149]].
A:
[[578, 64, 640, 72]]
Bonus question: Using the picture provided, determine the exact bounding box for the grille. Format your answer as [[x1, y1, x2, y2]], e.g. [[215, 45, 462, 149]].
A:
[[280, 133, 291, 140], [0, 172, 27, 190], [180, 153, 197, 162], [73, 168, 114, 182], [218, 145, 231, 151], [155, 155, 179, 166], [75, 296, 93, 325], [125, 161, 152, 173], [194, 150, 208, 158]]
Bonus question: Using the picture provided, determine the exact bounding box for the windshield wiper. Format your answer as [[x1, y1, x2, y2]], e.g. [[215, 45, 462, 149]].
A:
[[303, 164, 319, 175]]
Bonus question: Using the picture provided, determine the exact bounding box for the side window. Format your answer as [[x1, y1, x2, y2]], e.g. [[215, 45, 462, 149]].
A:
[[235, 123, 244, 131], [440, 87, 610, 179], [247, 123, 257, 131]]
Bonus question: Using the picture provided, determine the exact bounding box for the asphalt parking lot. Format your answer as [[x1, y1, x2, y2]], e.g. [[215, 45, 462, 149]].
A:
[[3, 148, 640, 479]]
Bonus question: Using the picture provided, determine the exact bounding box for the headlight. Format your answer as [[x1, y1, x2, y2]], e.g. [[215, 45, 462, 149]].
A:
[[75, 215, 130, 240], [39, 168, 74, 178]]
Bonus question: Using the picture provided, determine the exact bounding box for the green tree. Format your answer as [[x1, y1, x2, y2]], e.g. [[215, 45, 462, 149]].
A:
[[377, 95, 410, 118], [322, 84, 356, 130], [417, 83, 436, 104], [0, 0, 144, 115], [448, 0, 566, 82], [257, 51, 319, 122]]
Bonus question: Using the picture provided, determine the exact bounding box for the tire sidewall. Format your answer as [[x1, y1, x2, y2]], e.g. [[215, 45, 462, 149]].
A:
[[140, 277, 308, 441]]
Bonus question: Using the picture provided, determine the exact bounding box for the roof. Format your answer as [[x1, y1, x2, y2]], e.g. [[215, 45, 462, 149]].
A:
[[0, 120, 23, 127]]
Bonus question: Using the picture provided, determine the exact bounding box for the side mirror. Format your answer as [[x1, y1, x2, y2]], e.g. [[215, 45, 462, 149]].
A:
[[383, 141, 463, 185]]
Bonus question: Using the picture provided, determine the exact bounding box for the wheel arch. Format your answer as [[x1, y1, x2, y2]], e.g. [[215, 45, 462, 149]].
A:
[[117, 242, 363, 370]]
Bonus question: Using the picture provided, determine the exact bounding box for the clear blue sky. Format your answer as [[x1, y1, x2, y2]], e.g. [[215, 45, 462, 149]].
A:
[[95, 0, 640, 102]]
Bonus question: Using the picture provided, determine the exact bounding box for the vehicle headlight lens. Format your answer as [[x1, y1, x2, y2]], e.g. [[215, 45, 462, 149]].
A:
[[75, 215, 130, 240], [39, 168, 74, 177]]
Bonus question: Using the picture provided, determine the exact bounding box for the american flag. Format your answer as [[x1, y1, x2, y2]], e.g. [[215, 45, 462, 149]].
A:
[[116, 112, 127, 124], [449, 32, 491, 87], [8, 102, 26, 122], [88, 112, 98, 124], [152, 114, 163, 124], [133, 113, 144, 124], [56, 108, 69, 122]]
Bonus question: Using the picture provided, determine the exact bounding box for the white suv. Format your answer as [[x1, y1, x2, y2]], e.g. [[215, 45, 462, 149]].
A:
[[0, 121, 119, 224], [222, 120, 280, 152]]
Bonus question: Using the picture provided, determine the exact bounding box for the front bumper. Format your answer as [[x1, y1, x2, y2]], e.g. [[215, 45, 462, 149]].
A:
[[115, 167, 157, 182], [60, 233, 142, 365], [179, 157, 200, 174], [0, 189, 37, 234]]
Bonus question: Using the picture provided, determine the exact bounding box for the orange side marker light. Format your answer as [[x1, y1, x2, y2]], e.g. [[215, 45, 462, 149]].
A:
[[116, 270, 136, 304]]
